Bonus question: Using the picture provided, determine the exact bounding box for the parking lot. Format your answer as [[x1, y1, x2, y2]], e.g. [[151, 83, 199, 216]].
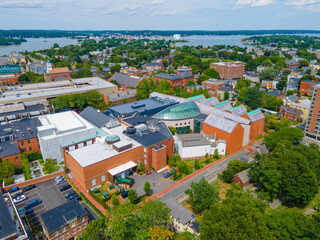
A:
[[14, 178, 99, 232]]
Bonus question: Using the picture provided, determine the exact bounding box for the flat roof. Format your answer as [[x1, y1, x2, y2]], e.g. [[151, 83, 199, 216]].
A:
[[177, 133, 211, 147], [0, 193, 17, 239], [0, 77, 117, 104], [108, 161, 137, 176]]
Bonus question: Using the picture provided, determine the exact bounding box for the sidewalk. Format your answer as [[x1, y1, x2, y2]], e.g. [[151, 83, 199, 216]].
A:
[[148, 138, 264, 201], [68, 175, 106, 215]]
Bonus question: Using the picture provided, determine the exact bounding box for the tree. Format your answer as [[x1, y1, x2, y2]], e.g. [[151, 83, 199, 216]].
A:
[[243, 87, 262, 109], [264, 127, 304, 150], [260, 67, 276, 80], [283, 69, 291, 76], [187, 80, 195, 86], [138, 163, 145, 172], [110, 64, 121, 74], [18, 74, 31, 83], [0, 160, 15, 181], [168, 155, 181, 167], [178, 161, 189, 175], [78, 219, 107, 240], [203, 68, 219, 79], [265, 210, 320, 239], [276, 80, 287, 91], [200, 189, 274, 240], [144, 181, 151, 195], [168, 126, 176, 135], [223, 91, 229, 101], [42, 158, 60, 174], [213, 149, 219, 159], [128, 189, 139, 204], [148, 226, 174, 240], [53, 43, 59, 48], [111, 194, 120, 207], [219, 160, 251, 183], [185, 178, 219, 214]]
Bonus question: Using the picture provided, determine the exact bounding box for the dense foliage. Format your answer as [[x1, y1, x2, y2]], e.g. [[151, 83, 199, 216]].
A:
[[219, 160, 251, 183], [0, 37, 26, 46]]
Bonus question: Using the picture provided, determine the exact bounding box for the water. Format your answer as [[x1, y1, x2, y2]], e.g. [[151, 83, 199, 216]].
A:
[[0, 38, 75, 56], [175, 35, 249, 48]]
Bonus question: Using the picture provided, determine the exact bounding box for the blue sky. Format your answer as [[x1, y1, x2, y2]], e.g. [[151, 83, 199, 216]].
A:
[[0, 0, 319, 30]]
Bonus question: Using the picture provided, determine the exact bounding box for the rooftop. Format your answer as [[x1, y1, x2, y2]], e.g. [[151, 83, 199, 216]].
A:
[[40, 200, 87, 235], [0, 193, 17, 239], [48, 67, 70, 74], [154, 72, 194, 81], [291, 99, 311, 109], [0, 140, 20, 158], [214, 101, 232, 111], [109, 73, 142, 88], [200, 97, 219, 106], [80, 106, 117, 128], [12, 117, 42, 141], [247, 109, 265, 122], [228, 105, 247, 116], [177, 133, 211, 147], [204, 114, 238, 133], [152, 101, 201, 120], [162, 198, 196, 225]]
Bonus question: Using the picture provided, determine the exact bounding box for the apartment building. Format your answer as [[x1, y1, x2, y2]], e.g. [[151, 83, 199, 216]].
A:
[[210, 61, 245, 79], [305, 85, 320, 140]]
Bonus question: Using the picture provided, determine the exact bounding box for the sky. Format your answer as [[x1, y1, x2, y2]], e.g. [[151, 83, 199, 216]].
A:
[[0, 0, 319, 30]]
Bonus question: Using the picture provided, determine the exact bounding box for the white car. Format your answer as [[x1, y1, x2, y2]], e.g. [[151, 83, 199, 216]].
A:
[[54, 176, 64, 182], [55, 178, 66, 185], [13, 195, 27, 203]]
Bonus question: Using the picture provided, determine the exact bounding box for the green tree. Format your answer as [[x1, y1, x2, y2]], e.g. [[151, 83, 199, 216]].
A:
[[185, 178, 219, 214], [78, 219, 107, 240], [203, 68, 219, 79], [243, 87, 262, 109], [128, 189, 139, 204], [276, 80, 287, 91], [213, 149, 219, 159], [178, 161, 189, 175], [18, 74, 31, 83], [138, 163, 145, 172], [219, 160, 251, 183], [264, 127, 304, 150], [265, 210, 320, 239], [200, 189, 274, 240], [168, 155, 181, 167], [260, 67, 276, 80], [110, 64, 121, 74], [111, 194, 120, 207], [0, 160, 15, 181], [168, 126, 176, 135], [223, 91, 230, 101], [144, 181, 151, 195], [53, 43, 59, 48], [42, 158, 60, 174]]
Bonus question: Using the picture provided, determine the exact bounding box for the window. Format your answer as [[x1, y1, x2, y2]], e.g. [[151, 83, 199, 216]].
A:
[[66, 233, 70, 238], [101, 175, 105, 182], [22, 148, 26, 152], [60, 236, 64, 240], [144, 159, 147, 165], [29, 147, 32, 151], [73, 229, 76, 235], [21, 141, 24, 146], [91, 179, 96, 186], [78, 226, 81, 231], [28, 140, 31, 144], [15, 157, 19, 161], [71, 220, 75, 227], [54, 231, 58, 237], [83, 223, 86, 228], [144, 148, 146, 153]]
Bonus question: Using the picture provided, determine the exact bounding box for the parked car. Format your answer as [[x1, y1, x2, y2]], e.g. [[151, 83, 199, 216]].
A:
[[55, 178, 66, 185], [22, 185, 36, 192], [18, 207, 33, 215], [60, 185, 71, 192], [13, 195, 27, 203], [65, 191, 75, 198], [54, 176, 64, 182], [8, 186, 19, 193], [27, 199, 42, 208], [121, 191, 129, 198], [67, 193, 81, 201], [11, 192, 23, 199]]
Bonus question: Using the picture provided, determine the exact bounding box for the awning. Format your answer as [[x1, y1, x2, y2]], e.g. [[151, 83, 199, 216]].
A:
[[108, 161, 137, 176]]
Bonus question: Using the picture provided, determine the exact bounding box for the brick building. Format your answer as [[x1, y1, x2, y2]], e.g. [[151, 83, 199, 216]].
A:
[[305, 85, 320, 141], [64, 112, 173, 190], [154, 72, 194, 89], [286, 60, 300, 69], [279, 105, 303, 121], [266, 89, 285, 99], [40, 200, 88, 240], [0, 64, 21, 85], [108, 72, 142, 90], [210, 61, 245, 79], [299, 80, 319, 95], [243, 109, 265, 140], [201, 79, 225, 90], [44, 67, 70, 82], [233, 169, 251, 187]]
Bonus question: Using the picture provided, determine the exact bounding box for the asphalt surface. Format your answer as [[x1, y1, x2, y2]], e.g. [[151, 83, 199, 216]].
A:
[[14, 179, 99, 231], [160, 148, 250, 202]]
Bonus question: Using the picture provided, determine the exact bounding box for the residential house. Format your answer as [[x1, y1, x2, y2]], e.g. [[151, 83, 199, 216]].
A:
[[299, 80, 319, 95], [154, 73, 194, 89], [289, 98, 311, 121], [109, 73, 142, 90], [201, 79, 225, 91], [44, 67, 70, 82], [279, 105, 303, 121], [233, 169, 251, 187], [266, 89, 285, 99], [216, 85, 234, 100]]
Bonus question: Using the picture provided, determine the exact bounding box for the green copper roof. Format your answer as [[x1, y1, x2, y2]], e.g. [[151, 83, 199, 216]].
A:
[[105, 135, 120, 142], [247, 109, 260, 116], [214, 101, 229, 108], [153, 101, 201, 120], [229, 106, 242, 111], [188, 94, 205, 100]]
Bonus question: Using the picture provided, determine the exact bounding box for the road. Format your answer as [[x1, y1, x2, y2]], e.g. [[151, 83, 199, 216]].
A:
[[160, 148, 251, 202]]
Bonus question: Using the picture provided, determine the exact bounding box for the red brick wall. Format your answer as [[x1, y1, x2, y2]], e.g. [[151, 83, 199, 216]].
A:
[[299, 81, 317, 95], [0, 153, 21, 165], [17, 137, 40, 154], [0, 73, 20, 85], [50, 72, 70, 80], [152, 146, 167, 171], [202, 123, 244, 153], [210, 63, 244, 79], [233, 175, 249, 187], [145, 138, 174, 170], [242, 114, 265, 139], [307, 88, 320, 134]]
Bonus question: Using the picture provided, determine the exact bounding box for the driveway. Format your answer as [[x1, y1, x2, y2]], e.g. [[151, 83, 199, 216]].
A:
[[131, 171, 175, 196]]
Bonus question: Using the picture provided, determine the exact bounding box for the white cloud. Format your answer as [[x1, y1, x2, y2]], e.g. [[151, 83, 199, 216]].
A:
[[236, 0, 274, 7], [0, 0, 43, 8], [150, 8, 191, 16], [151, 0, 165, 5], [285, 0, 320, 12]]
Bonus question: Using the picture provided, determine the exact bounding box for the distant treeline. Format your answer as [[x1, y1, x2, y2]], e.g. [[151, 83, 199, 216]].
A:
[[0, 37, 26, 46], [1, 29, 320, 38]]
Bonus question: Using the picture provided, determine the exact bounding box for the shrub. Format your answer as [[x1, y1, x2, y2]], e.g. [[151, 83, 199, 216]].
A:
[[168, 155, 181, 167], [14, 165, 24, 175], [213, 149, 220, 159], [144, 181, 151, 195], [43, 158, 60, 174], [178, 161, 189, 175], [128, 189, 139, 204], [4, 177, 14, 186], [138, 163, 145, 172], [39, 159, 44, 165], [21, 154, 32, 180], [194, 159, 201, 170], [111, 195, 120, 207], [26, 152, 42, 161]]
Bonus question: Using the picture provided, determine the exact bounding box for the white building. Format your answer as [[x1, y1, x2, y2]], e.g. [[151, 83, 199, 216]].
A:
[[173, 34, 181, 40], [174, 132, 226, 160], [37, 111, 97, 163]]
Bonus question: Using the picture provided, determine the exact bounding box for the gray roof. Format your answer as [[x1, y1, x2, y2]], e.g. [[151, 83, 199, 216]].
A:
[[0, 193, 17, 239], [199, 97, 219, 106], [0, 141, 20, 158], [0, 103, 45, 118], [0, 123, 14, 137], [214, 101, 233, 111], [162, 198, 195, 225], [234, 168, 250, 183], [154, 72, 194, 81], [108, 89, 136, 102], [40, 200, 87, 234], [285, 95, 298, 103], [229, 105, 247, 116], [177, 133, 211, 147], [12, 117, 42, 141], [80, 106, 116, 128], [266, 90, 284, 96], [204, 114, 238, 133], [218, 85, 234, 92], [247, 109, 265, 122], [109, 73, 142, 87], [280, 105, 303, 115]]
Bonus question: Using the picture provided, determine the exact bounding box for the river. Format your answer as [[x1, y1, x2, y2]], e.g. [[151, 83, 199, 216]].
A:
[[0, 38, 76, 56]]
